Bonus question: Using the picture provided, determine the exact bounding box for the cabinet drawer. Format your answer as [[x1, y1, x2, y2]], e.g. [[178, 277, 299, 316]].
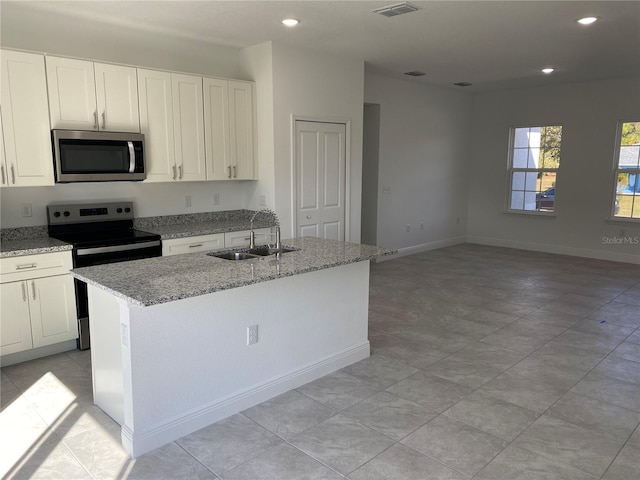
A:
[[224, 228, 272, 248], [0, 251, 73, 283], [162, 233, 225, 256]]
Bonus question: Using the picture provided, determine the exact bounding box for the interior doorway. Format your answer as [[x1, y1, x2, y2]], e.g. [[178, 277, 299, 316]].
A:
[[361, 103, 380, 246]]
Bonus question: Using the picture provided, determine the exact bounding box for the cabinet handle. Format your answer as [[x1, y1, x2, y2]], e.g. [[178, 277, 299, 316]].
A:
[[101, 111, 106, 130], [10, 164, 15, 184], [233, 165, 237, 178], [172, 165, 177, 180], [188, 244, 203, 248], [31, 280, 36, 300], [178, 165, 183, 179], [93, 110, 98, 130], [16, 263, 37, 270], [21, 283, 26, 301], [1, 165, 5, 185], [228, 166, 232, 179]]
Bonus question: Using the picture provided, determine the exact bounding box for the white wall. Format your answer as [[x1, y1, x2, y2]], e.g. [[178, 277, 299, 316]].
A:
[[238, 42, 276, 212], [0, 182, 252, 227], [364, 73, 472, 253], [467, 77, 640, 264], [271, 43, 365, 241], [362, 104, 381, 246]]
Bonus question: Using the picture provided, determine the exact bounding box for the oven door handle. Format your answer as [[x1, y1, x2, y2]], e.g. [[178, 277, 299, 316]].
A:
[[76, 240, 161, 256], [128, 141, 136, 173]]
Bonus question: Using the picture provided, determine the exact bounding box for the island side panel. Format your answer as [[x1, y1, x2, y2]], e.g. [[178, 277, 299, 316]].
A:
[[88, 285, 127, 425], [120, 260, 370, 457]]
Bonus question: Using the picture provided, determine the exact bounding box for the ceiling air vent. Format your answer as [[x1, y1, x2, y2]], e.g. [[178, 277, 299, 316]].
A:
[[373, 2, 420, 17], [404, 71, 426, 77], [453, 82, 473, 87]]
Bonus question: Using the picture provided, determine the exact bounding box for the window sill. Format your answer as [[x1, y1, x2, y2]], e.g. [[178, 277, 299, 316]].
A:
[[606, 217, 640, 225], [503, 210, 557, 218]]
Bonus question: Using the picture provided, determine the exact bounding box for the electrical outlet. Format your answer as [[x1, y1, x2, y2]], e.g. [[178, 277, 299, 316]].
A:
[[420, 222, 424, 231], [247, 325, 259, 345], [184, 195, 192, 208], [21, 203, 32, 217], [259, 194, 267, 207], [213, 193, 220, 206], [456, 217, 460, 225], [406, 224, 411, 233]]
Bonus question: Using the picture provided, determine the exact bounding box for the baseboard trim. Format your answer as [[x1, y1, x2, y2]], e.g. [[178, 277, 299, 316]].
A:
[[121, 342, 370, 458], [467, 235, 640, 264], [376, 236, 467, 262]]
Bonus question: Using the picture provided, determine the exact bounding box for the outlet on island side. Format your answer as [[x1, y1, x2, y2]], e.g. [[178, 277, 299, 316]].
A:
[[21, 203, 32, 217], [184, 195, 192, 208], [406, 224, 411, 233], [247, 325, 259, 345], [213, 193, 220, 206]]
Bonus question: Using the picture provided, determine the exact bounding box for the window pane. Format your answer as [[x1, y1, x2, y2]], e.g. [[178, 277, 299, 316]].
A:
[[528, 148, 541, 168], [510, 191, 524, 210], [621, 122, 640, 146], [542, 148, 561, 168], [524, 191, 537, 211], [512, 172, 526, 190], [513, 128, 530, 148], [619, 145, 640, 168], [513, 148, 528, 168], [633, 196, 640, 218], [524, 171, 538, 191]]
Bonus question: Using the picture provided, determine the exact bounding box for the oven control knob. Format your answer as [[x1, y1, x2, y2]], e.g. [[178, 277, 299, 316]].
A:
[[53, 211, 61, 218], [63, 211, 70, 217], [117, 208, 123, 213], [125, 207, 131, 213]]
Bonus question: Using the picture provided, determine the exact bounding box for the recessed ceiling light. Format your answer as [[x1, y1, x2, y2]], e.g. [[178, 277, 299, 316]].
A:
[[282, 18, 299, 27], [541, 68, 555, 74], [577, 16, 598, 25]]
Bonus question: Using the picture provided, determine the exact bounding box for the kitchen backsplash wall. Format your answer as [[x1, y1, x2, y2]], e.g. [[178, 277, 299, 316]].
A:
[[0, 181, 253, 228]]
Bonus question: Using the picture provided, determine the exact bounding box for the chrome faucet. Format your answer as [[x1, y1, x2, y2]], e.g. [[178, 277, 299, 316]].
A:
[[249, 208, 281, 252]]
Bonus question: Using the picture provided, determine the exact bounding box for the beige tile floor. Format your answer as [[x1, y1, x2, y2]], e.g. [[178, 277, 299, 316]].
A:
[[1, 244, 639, 479]]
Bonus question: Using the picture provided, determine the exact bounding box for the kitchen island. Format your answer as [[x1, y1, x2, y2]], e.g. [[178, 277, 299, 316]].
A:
[[71, 237, 393, 457]]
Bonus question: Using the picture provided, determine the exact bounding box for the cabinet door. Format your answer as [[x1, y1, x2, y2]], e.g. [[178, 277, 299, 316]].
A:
[[138, 69, 176, 182], [224, 228, 272, 248], [203, 78, 231, 180], [162, 233, 225, 256], [0, 108, 7, 187], [0, 50, 54, 186], [94, 63, 140, 133], [0, 281, 33, 355], [228, 81, 255, 180], [28, 275, 78, 348], [46, 56, 97, 130], [172, 74, 206, 181]]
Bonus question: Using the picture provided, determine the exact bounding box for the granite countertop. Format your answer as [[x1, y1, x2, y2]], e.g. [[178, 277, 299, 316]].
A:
[[0, 226, 73, 258], [71, 237, 395, 307], [139, 218, 275, 239]]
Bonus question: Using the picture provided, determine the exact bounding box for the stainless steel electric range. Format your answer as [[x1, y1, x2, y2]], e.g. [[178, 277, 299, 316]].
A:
[[47, 201, 161, 349]]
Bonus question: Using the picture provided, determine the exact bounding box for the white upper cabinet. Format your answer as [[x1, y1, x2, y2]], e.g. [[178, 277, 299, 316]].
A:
[[172, 74, 206, 181], [204, 78, 256, 180], [94, 63, 140, 132], [46, 56, 140, 132], [228, 81, 255, 180], [138, 69, 175, 182], [0, 50, 54, 187]]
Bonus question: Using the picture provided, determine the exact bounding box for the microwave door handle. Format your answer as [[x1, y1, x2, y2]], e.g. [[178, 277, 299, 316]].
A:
[[127, 141, 135, 173]]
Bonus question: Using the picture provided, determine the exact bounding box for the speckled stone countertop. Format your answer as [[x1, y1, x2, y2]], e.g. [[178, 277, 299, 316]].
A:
[[135, 210, 275, 239], [71, 237, 395, 307], [0, 226, 72, 258]]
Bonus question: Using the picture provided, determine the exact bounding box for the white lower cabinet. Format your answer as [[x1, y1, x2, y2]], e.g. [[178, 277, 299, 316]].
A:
[[0, 252, 78, 357], [162, 233, 224, 256], [162, 228, 273, 256], [224, 228, 272, 248]]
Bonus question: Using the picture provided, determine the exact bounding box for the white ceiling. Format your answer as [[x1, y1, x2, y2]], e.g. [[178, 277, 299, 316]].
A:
[[2, 0, 639, 91]]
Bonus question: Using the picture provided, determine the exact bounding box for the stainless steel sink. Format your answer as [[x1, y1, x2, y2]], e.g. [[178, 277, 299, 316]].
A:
[[208, 245, 299, 261], [209, 251, 261, 261], [246, 246, 298, 256]]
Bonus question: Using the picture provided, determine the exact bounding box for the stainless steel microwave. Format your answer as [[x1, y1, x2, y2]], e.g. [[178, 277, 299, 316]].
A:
[[52, 130, 146, 182]]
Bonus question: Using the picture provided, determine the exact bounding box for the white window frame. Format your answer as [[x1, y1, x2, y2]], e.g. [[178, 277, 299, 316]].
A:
[[506, 125, 562, 216], [610, 120, 640, 222]]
